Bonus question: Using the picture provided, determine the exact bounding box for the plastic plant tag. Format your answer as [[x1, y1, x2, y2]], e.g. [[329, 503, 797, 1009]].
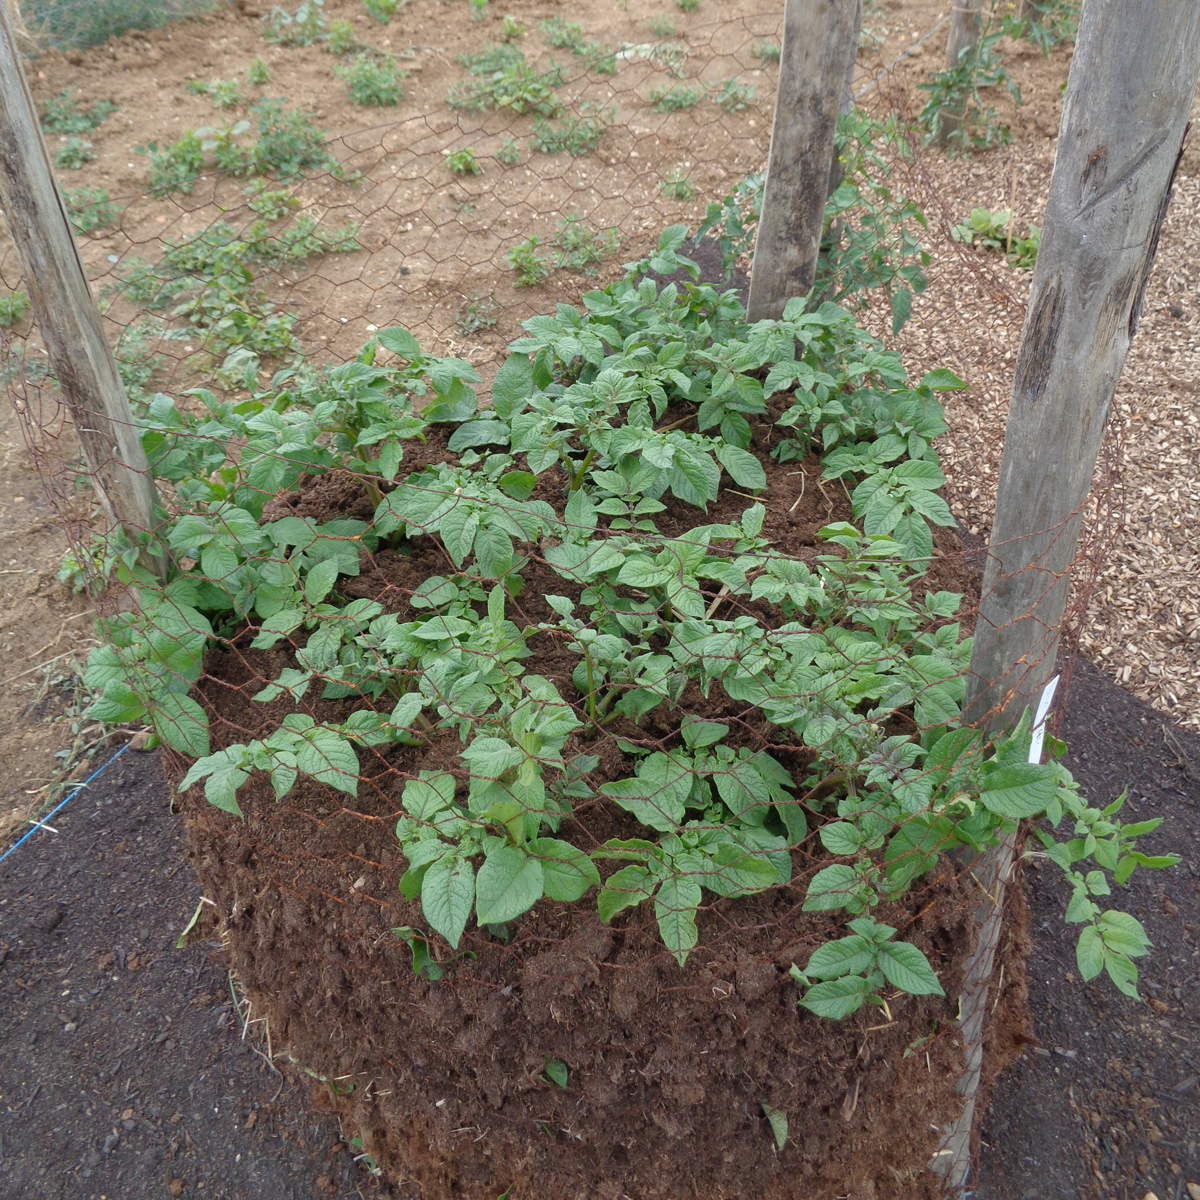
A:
[[1027, 674, 1060, 766]]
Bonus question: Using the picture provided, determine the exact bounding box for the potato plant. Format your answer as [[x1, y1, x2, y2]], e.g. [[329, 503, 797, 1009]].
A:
[[85, 225, 1177, 1010]]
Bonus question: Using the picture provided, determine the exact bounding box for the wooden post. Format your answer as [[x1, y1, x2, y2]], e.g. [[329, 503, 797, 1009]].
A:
[[932, 6, 1200, 1189], [937, 0, 987, 147], [945, 0, 986, 70], [0, 2, 163, 572], [746, 0, 861, 322], [963, 0, 1200, 729]]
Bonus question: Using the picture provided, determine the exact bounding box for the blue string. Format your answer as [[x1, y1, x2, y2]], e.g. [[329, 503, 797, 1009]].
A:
[[0, 741, 132, 868]]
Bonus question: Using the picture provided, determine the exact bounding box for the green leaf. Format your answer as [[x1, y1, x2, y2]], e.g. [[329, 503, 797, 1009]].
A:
[[890, 287, 912, 336], [542, 1056, 568, 1089], [713, 759, 771, 822], [1076, 925, 1104, 981], [1103, 947, 1141, 999], [150, 692, 210, 757], [819, 822, 863, 857], [761, 1103, 788, 1151], [250, 607, 305, 649], [492, 353, 534, 418], [447, 419, 511, 452], [979, 761, 1056, 819], [802, 864, 859, 913], [919, 368, 968, 392], [462, 735, 524, 780], [498, 470, 537, 501], [654, 873, 701, 967], [304, 557, 339, 605], [376, 325, 423, 359], [294, 726, 359, 796], [475, 845, 544, 925], [805, 934, 875, 980], [421, 857, 475, 949], [389, 691, 425, 732], [530, 837, 600, 902], [597, 863, 654, 921], [680, 715, 728, 749], [799, 974, 871, 1019], [876, 940, 944, 996], [714, 444, 766, 491]]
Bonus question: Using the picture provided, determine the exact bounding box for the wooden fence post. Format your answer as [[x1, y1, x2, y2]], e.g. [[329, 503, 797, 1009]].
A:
[[932, 5, 1200, 1190], [945, 0, 986, 70], [963, 0, 1200, 729], [0, 3, 163, 573], [746, 0, 861, 321]]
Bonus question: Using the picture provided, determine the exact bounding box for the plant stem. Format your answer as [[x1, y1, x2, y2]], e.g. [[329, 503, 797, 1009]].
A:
[[568, 448, 595, 492]]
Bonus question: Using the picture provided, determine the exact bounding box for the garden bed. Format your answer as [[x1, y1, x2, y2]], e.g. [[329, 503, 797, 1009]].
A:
[[84, 235, 1127, 1196], [167, 441, 987, 1198]]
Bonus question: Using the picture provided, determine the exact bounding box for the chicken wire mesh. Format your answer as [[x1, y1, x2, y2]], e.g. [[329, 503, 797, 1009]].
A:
[[0, 8, 1139, 1188]]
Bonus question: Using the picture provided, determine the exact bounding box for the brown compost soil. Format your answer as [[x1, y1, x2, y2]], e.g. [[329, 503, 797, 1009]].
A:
[[166, 419, 994, 1198]]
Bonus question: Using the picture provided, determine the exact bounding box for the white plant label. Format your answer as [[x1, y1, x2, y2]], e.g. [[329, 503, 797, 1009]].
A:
[[1028, 674, 1060, 765]]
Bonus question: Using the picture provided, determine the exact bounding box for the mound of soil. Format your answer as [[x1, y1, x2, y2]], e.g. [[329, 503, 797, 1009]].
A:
[[164, 415, 1001, 1199]]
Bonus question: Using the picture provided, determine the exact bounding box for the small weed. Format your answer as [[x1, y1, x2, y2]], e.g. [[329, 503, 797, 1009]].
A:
[[264, 0, 328, 46], [445, 147, 482, 176], [1009, 224, 1039, 269], [506, 236, 549, 287], [712, 77, 754, 112], [208, 79, 244, 109], [530, 104, 613, 156], [552, 214, 619, 273], [455, 42, 524, 75], [455, 292, 499, 335], [138, 130, 205, 196], [677, 0, 699, 11], [55, 137, 96, 169], [659, 170, 694, 201], [247, 57, 273, 85], [363, 0, 398, 21], [751, 39, 780, 63], [324, 18, 359, 54], [501, 14, 524, 40], [248, 99, 340, 177], [539, 15, 584, 51], [538, 16, 614, 72], [448, 60, 563, 118], [496, 135, 521, 165], [650, 84, 701, 112], [0, 291, 30, 327], [645, 14, 675, 36], [63, 185, 121, 233], [40, 89, 118, 134], [468, 0, 488, 21], [244, 178, 298, 219], [951, 208, 1039, 269], [137, 101, 338, 193], [336, 53, 406, 106], [541, 1056, 568, 1089]]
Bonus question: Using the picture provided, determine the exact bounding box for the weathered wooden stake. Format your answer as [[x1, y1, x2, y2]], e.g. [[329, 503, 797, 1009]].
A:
[[0, 3, 163, 571], [963, 1, 1200, 729], [746, 0, 861, 321], [933, 4, 1200, 1190], [945, 0, 987, 70]]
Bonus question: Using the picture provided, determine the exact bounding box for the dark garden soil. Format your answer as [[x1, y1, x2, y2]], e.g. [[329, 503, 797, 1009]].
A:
[[974, 653, 1200, 1200], [0, 745, 386, 1200]]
